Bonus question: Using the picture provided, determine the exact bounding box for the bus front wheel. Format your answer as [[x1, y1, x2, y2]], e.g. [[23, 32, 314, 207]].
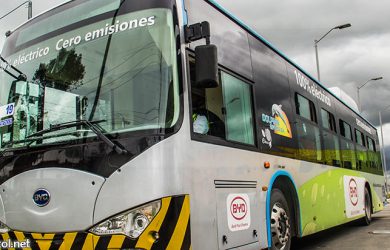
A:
[[270, 188, 292, 250]]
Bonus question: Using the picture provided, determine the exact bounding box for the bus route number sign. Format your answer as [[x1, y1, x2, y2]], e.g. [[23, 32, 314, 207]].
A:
[[0, 103, 15, 119], [226, 193, 251, 231]]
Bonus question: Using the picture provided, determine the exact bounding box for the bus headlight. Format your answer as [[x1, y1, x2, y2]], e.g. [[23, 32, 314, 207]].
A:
[[89, 200, 161, 239], [0, 221, 10, 233]]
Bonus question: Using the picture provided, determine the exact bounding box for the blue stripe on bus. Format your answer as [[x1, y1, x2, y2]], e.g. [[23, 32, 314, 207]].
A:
[[181, 0, 188, 25], [206, 0, 374, 128], [266, 170, 301, 247]]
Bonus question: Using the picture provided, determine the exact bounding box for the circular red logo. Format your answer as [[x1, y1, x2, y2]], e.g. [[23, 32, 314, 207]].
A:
[[349, 178, 358, 206], [230, 196, 248, 220]]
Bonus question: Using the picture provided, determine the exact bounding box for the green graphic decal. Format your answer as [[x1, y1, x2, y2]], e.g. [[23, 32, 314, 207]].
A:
[[298, 169, 383, 236]]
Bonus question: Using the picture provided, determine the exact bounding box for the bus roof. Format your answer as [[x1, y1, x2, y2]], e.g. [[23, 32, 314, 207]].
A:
[[206, 0, 376, 130]]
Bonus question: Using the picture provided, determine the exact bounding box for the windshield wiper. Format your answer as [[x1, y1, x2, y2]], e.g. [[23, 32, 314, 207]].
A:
[[26, 120, 128, 155], [27, 120, 103, 138], [0, 120, 103, 153], [0, 55, 27, 81], [0, 120, 127, 157]]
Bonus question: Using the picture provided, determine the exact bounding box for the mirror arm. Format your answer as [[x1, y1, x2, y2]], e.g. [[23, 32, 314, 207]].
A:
[[185, 21, 211, 45]]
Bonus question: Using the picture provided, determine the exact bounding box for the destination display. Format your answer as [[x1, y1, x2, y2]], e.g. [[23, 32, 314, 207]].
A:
[[12, 15, 156, 67]]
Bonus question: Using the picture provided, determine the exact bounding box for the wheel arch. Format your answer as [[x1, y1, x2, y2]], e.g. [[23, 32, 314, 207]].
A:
[[266, 170, 301, 247]]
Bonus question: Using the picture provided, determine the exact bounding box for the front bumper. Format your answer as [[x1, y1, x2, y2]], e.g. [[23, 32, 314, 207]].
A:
[[0, 195, 191, 250]]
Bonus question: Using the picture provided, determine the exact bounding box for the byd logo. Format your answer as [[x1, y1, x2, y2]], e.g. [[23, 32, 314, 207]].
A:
[[230, 196, 247, 220], [349, 179, 358, 206], [33, 189, 51, 207]]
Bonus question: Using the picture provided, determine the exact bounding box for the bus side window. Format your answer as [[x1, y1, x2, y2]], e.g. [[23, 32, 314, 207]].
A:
[[295, 94, 322, 163], [355, 129, 367, 171], [367, 136, 381, 173], [320, 109, 341, 167], [339, 120, 356, 169], [221, 71, 255, 145], [190, 60, 255, 146]]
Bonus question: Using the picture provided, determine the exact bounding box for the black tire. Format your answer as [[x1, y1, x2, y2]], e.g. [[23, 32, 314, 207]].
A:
[[360, 187, 372, 226], [270, 188, 292, 250]]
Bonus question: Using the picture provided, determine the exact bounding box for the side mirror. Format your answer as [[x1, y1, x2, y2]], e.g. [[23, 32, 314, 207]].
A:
[[194, 44, 219, 88]]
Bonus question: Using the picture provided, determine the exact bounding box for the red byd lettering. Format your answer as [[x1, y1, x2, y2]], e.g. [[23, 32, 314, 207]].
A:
[[230, 196, 248, 220], [233, 204, 246, 213]]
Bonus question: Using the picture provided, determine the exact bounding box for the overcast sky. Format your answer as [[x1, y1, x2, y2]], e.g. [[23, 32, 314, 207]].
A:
[[1, 0, 390, 170]]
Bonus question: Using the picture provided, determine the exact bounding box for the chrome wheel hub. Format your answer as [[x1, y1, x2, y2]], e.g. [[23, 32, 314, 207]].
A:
[[271, 202, 290, 250]]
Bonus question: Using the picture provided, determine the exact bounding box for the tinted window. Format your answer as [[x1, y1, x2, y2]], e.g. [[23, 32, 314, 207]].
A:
[[355, 129, 365, 147], [355, 143, 367, 171], [191, 65, 255, 146], [296, 119, 322, 163], [321, 109, 336, 132], [296, 94, 315, 121], [221, 72, 255, 145], [295, 94, 321, 162], [367, 137, 376, 151], [366, 137, 382, 173], [340, 138, 356, 169], [323, 131, 341, 167], [340, 120, 352, 140]]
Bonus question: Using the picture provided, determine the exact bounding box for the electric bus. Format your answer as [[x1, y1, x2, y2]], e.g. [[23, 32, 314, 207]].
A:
[[0, 0, 385, 249]]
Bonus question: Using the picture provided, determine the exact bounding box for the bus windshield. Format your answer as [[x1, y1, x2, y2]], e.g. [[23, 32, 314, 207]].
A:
[[0, 1, 179, 150]]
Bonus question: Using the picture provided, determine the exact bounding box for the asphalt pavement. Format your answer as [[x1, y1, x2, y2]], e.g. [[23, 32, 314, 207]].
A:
[[292, 204, 390, 250]]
